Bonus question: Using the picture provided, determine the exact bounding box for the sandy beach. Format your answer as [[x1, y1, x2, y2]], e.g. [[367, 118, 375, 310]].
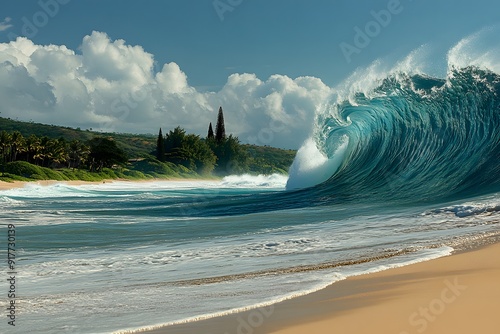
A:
[[0, 178, 219, 191], [148, 241, 500, 334], [0, 179, 112, 190]]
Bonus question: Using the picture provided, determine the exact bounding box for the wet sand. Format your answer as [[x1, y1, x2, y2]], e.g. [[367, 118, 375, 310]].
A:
[[144, 241, 500, 334]]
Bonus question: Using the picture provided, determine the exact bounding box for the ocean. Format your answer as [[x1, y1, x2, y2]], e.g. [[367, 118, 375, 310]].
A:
[[2, 40, 500, 333]]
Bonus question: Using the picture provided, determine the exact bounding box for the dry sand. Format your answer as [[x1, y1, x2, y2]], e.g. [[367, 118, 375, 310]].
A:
[[147, 242, 500, 334], [0, 178, 219, 191], [0, 179, 112, 190]]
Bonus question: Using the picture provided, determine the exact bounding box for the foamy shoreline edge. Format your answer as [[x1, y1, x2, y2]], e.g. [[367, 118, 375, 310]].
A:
[[127, 233, 500, 334]]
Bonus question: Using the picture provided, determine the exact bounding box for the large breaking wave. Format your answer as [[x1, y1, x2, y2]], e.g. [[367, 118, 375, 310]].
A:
[[287, 30, 500, 203]]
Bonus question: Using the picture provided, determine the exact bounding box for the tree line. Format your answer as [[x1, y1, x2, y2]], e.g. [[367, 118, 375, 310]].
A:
[[156, 107, 247, 175], [0, 130, 128, 172], [0, 106, 295, 179]]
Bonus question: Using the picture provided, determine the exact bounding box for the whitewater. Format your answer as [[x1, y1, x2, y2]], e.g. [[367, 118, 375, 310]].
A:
[[1, 30, 500, 333]]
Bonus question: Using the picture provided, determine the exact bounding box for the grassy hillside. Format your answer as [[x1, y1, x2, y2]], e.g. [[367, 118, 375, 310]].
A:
[[244, 144, 296, 174], [0, 117, 155, 158]]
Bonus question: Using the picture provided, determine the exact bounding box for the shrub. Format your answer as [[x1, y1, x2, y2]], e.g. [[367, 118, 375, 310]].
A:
[[4, 161, 46, 178]]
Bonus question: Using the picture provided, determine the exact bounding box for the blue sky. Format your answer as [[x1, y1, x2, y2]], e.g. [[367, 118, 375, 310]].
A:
[[0, 0, 499, 148]]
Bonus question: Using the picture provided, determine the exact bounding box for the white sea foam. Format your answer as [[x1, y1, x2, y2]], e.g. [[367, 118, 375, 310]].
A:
[[286, 136, 348, 190], [220, 173, 288, 189], [347, 246, 453, 277], [0, 178, 285, 200], [447, 25, 500, 74], [428, 196, 500, 218], [0, 180, 214, 199], [0, 195, 24, 205], [110, 246, 453, 334], [0, 183, 105, 198]]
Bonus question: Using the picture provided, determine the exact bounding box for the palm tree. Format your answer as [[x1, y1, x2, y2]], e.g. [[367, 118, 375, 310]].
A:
[[10, 131, 25, 162], [69, 140, 90, 169], [38, 136, 51, 167], [49, 138, 69, 166], [25, 134, 41, 164], [0, 131, 11, 163]]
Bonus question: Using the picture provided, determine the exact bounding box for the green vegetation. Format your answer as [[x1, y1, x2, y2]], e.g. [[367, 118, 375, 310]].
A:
[[157, 107, 285, 176], [207, 122, 214, 140], [0, 117, 155, 158], [0, 109, 296, 183], [156, 128, 166, 162], [87, 137, 128, 172], [1, 161, 130, 182], [163, 127, 217, 175], [215, 106, 226, 143], [244, 145, 296, 174]]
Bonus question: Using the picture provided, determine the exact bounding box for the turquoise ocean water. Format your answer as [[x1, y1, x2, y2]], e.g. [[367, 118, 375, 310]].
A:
[[2, 41, 500, 333]]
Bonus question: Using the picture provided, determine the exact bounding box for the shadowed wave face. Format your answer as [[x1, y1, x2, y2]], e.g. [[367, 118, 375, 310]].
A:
[[287, 67, 500, 204]]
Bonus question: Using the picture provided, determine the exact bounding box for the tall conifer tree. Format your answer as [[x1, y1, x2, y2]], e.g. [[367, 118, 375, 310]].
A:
[[215, 107, 226, 143], [156, 128, 166, 162], [207, 122, 214, 140]]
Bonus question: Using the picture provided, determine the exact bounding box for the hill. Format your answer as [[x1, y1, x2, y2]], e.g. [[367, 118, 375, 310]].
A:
[[0, 117, 154, 158], [0, 117, 296, 181]]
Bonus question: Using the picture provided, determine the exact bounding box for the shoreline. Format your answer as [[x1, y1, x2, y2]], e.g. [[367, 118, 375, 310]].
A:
[[141, 238, 500, 334], [0, 177, 220, 191]]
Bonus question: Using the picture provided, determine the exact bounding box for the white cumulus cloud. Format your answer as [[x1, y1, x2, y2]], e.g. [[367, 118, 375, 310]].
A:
[[0, 31, 332, 148]]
